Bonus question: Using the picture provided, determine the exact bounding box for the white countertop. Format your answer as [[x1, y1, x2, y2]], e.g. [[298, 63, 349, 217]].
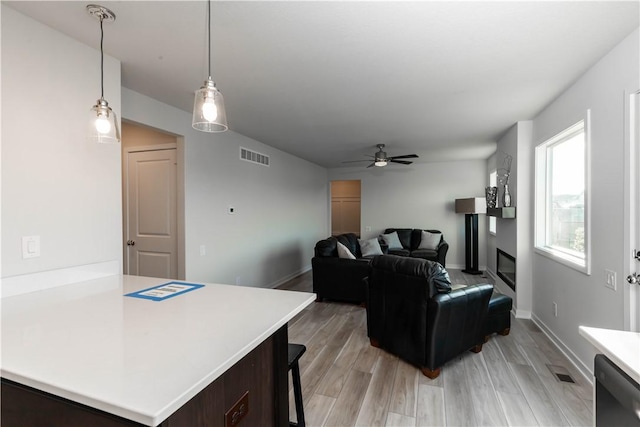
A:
[[579, 326, 640, 384], [1, 275, 315, 426]]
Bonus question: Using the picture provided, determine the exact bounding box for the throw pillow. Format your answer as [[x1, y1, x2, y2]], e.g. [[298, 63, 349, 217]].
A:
[[336, 241, 356, 259], [358, 238, 383, 257], [418, 231, 441, 250], [380, 231, 403, 250]]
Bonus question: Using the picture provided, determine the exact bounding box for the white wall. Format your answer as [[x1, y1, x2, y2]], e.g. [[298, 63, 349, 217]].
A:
[[122, 89, 329, 288], [329, 160, 488, 269], [530, 28, 639, 377], [1, 5, 122, 290], [494, 121, 533, 317]]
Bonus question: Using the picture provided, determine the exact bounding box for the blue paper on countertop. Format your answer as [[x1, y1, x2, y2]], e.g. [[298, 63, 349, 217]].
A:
[[125, 281, 204, 301]]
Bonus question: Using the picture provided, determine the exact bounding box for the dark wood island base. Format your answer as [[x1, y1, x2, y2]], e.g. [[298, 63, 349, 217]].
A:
[[2, 326, 289, 427]]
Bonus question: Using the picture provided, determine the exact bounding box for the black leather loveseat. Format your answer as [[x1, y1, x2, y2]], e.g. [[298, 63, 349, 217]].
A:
[[382, 228, 449, 267], [366, 255, 493, 379], [312, 233, 374, 303]]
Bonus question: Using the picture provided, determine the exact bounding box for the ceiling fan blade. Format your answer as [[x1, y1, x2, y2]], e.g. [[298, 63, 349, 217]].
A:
[[389, 154, 418, 160], [366, 162, 376, 168], [390, 159, 413, 165]]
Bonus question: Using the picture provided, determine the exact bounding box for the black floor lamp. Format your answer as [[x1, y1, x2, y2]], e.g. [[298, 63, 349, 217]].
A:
[[455, 197, 486, 275]]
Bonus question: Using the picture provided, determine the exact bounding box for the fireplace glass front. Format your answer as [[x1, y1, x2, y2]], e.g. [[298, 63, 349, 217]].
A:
[[497, 248, 516, 291]]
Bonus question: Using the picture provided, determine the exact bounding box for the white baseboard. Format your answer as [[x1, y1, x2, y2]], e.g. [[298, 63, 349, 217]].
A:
[[531, 313, 594, 386], [1, 260, 121, 298], [446, 264, 488, 271], [266, 265, 312, 289]]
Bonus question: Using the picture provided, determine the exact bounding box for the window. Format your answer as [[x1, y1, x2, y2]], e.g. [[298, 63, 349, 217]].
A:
[[489, 170, 497, 235], [535, 117, 590, 273]]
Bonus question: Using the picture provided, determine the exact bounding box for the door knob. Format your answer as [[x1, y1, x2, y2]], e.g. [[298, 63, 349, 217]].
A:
[[127, 240, 135, 246], [627, 273, 638, 284]]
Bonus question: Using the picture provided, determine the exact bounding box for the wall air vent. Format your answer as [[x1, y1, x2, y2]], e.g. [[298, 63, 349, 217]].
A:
[[240, 147, 270, 167]]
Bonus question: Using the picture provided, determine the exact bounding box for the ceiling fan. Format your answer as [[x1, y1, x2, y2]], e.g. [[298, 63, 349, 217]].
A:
[[343, 144, 419, 168]]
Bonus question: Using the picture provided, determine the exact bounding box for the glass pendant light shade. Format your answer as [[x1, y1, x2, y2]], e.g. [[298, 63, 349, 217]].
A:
[[87, 4, 119, 143], [192, 77, 228, 132], [89, 98, 120, 143]]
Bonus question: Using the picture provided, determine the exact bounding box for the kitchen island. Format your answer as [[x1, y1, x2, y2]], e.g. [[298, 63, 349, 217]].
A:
[[1, 275, 315, 426]]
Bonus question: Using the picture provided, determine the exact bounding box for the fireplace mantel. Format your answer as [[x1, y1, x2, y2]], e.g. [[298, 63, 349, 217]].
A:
[[487, 207, 516, 218]]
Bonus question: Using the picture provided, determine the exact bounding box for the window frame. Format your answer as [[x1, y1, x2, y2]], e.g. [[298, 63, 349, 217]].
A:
[[534, 112, 591, 275]]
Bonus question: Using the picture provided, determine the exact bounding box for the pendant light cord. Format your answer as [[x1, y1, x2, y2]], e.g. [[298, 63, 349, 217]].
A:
[[100, 16, 105, 99], [207, 0, 211, 79]]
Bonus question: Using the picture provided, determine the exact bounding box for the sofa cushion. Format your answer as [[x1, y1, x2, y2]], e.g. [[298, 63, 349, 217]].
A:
[[385, 228, 413, 249], [336, 241, 356, 259], [388, 248, 411, 257], [380, 231, 403, 250], [359, 238, 383, 257], [418, 231, 441, 250], [411, 249, 438, 261], [336, 233, 360, 258]]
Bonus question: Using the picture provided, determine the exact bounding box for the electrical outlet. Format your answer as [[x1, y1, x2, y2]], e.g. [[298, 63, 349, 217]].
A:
[[365, 226, 371, 232], [605, 269, 617, 290], [552, 302, 558, 317], [199, 245, 206, 256]]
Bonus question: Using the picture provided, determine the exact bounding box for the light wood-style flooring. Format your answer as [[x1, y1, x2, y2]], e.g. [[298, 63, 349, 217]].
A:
[[278, 270, 593, 427]]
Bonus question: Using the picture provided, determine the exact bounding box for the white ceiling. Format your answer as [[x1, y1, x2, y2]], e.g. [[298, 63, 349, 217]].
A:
[[5, 1, 639, 168]]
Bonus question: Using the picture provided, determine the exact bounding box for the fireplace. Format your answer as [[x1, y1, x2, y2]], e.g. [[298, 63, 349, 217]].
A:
[[497, 249, 516, 291]]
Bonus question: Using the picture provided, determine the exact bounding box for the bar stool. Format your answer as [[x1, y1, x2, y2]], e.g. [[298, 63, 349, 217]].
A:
[[288, 343, 306, 427]]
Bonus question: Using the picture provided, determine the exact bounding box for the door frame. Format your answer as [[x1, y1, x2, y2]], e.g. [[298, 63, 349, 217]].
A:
[[624, 89, 640, 331], [123, 143, 185, 279]]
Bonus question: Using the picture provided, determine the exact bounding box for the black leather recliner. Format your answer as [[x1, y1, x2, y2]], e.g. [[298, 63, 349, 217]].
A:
[[365, 255, 493, 379]]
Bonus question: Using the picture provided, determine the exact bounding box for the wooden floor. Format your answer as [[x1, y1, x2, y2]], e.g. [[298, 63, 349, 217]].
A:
[[278, 270, 593, 427]]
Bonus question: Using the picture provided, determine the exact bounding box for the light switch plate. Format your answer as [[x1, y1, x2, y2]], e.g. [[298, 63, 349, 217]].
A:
[[22, 236, 40, 259], [605, 269, 617, 290]]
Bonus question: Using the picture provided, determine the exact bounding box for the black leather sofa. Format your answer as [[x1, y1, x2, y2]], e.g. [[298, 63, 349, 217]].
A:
[[312, 233, 374, 303], [382, 228, 449, 267], [365, 255, 493, 379]]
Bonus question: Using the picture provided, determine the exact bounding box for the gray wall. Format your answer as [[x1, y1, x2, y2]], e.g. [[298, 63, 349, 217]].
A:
[[530, 28, 639, 376], [1, 5, 122, 280], [123, 89, 329, 288], [329, 160, 488, 270], [2, 4, 328, 292]]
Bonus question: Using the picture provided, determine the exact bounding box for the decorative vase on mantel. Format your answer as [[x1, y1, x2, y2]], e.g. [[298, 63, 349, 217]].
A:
[[485, 186, 497, 208], [503, 184, 512, 207]]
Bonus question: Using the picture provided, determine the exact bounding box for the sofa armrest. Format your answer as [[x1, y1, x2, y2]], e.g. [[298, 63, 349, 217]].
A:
[[426, 283, 493, 370], [436, 240, 449, 267]]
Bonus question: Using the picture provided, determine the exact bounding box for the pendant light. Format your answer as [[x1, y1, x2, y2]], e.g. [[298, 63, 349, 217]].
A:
[[192, 0, 228, 132], [87, 4, 120, 143]]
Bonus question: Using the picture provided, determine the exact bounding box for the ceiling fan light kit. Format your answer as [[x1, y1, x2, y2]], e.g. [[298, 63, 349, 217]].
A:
[[87, 4, 120, 144], [343, 144, 418, 168], [192, 0, 228, 133]]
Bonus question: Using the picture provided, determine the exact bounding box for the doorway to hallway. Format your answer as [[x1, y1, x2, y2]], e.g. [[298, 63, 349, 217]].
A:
[[330, 180, 361, 237]]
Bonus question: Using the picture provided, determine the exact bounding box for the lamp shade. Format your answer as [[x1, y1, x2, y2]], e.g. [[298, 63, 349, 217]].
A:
[[455, 197, 486, 214], [192, 78, 228, 133]]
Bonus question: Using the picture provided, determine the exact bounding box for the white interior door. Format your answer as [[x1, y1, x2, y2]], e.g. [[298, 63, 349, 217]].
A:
[[126, 149, 177, 279]]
